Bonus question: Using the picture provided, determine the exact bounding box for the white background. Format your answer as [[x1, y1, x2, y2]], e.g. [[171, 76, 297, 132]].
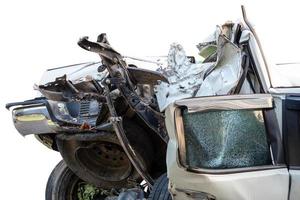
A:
[[0, 0, 299, 199]]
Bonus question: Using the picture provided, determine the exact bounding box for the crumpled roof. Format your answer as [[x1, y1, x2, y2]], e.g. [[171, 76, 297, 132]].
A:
[[155, 23, 244, 111]]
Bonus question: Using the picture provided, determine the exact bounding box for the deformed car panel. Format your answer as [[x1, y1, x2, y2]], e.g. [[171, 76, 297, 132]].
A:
[[161, 16, 290, 199], [164, 94, 289, 200], [155, 24, 244, 112], [6, 5, 300, 199]]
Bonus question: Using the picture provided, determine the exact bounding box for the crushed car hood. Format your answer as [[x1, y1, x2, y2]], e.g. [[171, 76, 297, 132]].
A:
[[39, 62, 107, 85]]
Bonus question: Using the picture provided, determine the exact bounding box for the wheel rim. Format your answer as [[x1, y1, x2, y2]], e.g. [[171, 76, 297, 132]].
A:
[[75, 141, 132, 182]]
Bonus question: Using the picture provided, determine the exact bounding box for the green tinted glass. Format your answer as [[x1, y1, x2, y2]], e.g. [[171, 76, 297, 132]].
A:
[[182, 109, 272, 169]]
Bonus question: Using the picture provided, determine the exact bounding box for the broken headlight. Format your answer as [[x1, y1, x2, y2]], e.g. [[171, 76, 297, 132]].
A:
[[48, 100, 101, 125]]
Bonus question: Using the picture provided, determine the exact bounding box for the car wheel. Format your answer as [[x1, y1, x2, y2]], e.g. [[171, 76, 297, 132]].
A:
[[46, 160, 110, 200], [148, 173, 171, 200], [56, 126, 153, 189]]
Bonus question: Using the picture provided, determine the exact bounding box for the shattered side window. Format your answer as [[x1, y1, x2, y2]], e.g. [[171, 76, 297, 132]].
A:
[[182, 109, 272, 169]]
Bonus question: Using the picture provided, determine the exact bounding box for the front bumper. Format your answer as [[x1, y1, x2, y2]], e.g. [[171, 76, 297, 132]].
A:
[[7, 98, 58, 136], [7, 98, 101, 136]]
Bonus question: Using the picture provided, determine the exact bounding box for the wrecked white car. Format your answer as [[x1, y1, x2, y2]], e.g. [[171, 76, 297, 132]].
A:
[[6, 6, 300, 200], [149, 8, 300, 200]]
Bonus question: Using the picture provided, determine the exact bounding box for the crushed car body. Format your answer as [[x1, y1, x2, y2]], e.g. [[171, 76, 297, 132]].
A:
[[6, 6, 300, 200], [156, 23, 244, 111], [159, 8, 299, 200]]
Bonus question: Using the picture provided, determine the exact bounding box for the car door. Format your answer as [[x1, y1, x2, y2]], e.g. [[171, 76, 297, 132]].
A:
[[165, 94, 290, 200]]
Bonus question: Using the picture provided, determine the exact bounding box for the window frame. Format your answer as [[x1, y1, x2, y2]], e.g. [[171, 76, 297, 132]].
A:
[[174, 94, 286, 174]]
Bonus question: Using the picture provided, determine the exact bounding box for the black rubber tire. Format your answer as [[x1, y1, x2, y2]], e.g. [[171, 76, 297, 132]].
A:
[[148, 173, 172, 200], [46, 160, 81, 200]]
